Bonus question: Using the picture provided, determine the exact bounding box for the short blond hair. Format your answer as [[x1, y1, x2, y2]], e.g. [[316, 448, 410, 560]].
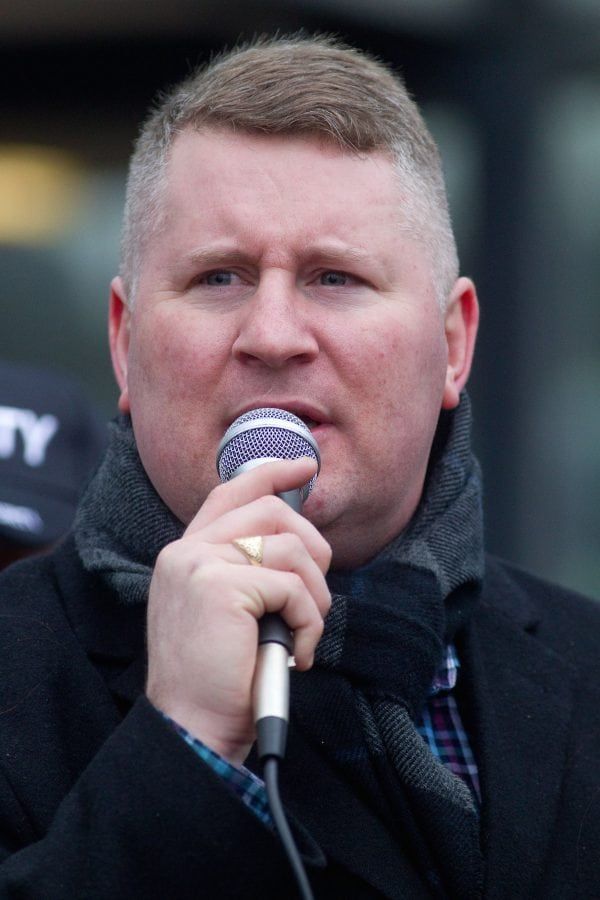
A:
[[120, 34, 458, 307]]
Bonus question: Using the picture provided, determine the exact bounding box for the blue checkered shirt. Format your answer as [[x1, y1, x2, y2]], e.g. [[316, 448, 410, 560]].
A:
[[166, 716, 273, 826], [165, 644, 480, 826], [414, 645, 481, 804]]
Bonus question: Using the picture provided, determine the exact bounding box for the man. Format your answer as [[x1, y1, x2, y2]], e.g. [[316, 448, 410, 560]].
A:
[[0, 360, 107, 570], [0, 36, 598, 899]]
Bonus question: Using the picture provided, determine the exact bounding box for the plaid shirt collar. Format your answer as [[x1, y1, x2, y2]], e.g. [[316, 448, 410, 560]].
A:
[[430, 643, 459, 695]]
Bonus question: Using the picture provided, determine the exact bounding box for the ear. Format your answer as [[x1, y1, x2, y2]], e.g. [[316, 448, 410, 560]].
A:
[[441, 276, 479, 410], [109, 276, 132, 414]]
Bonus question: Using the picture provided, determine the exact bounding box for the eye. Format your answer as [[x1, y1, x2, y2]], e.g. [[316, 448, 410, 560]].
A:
[[202, 270, 239, 286], [319, 271, 351, 287]]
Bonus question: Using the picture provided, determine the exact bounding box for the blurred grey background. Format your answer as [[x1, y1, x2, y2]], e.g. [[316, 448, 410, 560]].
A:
[[1, 0, 598, 598]]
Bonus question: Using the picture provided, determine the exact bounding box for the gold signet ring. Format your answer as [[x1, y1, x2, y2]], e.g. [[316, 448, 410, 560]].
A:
[[232, 536, 264, 566]]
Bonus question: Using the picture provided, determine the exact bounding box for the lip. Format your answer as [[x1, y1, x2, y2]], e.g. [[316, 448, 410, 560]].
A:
[[228, 400, 331, 431]]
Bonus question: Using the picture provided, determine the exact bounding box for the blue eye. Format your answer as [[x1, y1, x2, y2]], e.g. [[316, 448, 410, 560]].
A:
[[205, 271, 235, 286], [320, 271, 348, 286]]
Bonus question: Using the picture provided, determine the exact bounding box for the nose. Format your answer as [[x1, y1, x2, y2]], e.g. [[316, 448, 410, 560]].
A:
[[232, 276, 319, 369]]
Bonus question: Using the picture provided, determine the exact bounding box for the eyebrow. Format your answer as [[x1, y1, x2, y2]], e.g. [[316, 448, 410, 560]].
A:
[[178, 245, 251, 270], [303, 243, 374, 266], [178, 241, 376, 270]]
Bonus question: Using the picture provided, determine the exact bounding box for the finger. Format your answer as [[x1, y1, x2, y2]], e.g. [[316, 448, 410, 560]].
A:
[[189, 456, 318, 531], [205, 562, 325, 669], [191, 493, 331, 574], [169, 533, 331, 619], [227, 532, 331, 618]]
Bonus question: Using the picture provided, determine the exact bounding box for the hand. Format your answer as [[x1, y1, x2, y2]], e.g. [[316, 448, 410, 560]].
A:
[[145, 457, 331, 766]]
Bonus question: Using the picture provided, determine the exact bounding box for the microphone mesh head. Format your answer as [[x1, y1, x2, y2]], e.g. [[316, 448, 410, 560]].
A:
[[217, 408, 320, 497]]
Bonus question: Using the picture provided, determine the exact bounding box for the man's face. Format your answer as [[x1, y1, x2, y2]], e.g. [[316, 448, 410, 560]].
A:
[[110, 128, 477, 567]]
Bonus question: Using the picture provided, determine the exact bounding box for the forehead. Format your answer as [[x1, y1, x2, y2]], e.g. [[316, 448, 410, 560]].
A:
[[157, 128, 417, 254], [165, 126, 399, 204]]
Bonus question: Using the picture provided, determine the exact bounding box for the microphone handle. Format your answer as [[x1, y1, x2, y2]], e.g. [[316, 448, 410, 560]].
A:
[[253, 614, 293, 761], [252, 487, 302, 761], [276, 488, 302, 513]]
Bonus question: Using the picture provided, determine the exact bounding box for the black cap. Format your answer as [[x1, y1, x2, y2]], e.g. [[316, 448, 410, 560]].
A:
[[0, 361, 108, 548]]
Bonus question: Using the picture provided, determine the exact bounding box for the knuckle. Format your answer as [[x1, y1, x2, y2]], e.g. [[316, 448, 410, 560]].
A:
[[313, 615, 325, 639], [279, 531, 303, 555], [207, 480, 229, 500], [260, 494, 286, 517], [288, 571, 305, 596], [319, 540, 333, 570], [155, 540, 182, 572], [191, 556, 226, 585]]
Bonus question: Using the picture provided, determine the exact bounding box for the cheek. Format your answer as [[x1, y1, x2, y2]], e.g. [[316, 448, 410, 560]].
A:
[[126, 308, 233, 521], [349, 317, 446, 411], [130, 308, 229, 406]]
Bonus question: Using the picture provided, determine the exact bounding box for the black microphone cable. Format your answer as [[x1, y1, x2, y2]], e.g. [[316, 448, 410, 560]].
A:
[[263, 757, 314, 900], [254, 614, 315, 900]]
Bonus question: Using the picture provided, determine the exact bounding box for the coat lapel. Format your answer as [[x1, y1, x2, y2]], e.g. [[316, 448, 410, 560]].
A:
[[464, 560, 575, 898]]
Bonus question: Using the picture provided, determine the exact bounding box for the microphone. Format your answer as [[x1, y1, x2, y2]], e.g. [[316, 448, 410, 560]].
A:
[[216, 408, 320, 760]]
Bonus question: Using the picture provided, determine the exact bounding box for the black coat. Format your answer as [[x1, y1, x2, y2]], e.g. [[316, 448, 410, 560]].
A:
[[0, 538, 598, 898]]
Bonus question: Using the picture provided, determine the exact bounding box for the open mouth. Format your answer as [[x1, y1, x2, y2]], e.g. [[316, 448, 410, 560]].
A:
[[299, 417, 319, 430], [229, 404, 327, 433]]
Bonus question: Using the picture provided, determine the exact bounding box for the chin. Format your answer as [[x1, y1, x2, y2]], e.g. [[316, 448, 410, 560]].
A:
[[302, 487, 345, 541]]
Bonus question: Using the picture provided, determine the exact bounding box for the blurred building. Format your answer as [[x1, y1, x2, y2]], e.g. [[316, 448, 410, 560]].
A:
[[1, 0, 598, 597]]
